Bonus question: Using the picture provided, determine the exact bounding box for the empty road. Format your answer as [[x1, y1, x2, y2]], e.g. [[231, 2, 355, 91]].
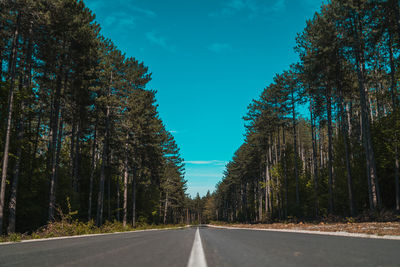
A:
[[1, 226, 399, 266]]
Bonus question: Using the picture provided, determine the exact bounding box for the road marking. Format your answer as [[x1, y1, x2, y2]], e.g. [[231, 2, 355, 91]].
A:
[[187, 227, 208, 267]]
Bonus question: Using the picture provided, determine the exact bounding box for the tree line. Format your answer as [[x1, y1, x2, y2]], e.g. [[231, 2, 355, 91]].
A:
[[0, 0, 195, 235], [211, 0, 400, 222]]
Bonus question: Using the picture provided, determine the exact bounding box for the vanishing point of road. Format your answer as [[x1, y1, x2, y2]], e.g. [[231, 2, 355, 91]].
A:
[[1, 226, 399, 266]]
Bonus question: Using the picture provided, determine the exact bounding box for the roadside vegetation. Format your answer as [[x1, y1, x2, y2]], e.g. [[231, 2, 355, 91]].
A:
[[0, 203, 186, 243], [0, 220, 186, 243]]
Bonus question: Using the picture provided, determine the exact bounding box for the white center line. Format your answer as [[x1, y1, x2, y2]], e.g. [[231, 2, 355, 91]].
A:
[[187, 227, 208, 267]]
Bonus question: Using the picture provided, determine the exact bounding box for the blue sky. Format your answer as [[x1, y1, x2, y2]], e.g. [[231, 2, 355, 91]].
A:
[[84, 0, 324, 197]]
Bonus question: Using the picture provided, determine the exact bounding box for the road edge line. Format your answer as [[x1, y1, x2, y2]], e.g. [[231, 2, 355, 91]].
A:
[[206, 224, 400, 240], [187, 227, 208, 267]]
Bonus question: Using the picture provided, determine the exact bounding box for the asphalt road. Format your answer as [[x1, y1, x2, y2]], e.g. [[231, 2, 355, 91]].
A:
[[1, 226, 399, 267]]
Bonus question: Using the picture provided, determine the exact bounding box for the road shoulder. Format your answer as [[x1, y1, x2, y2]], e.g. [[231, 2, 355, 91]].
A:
[[207, 224, 400, 240]]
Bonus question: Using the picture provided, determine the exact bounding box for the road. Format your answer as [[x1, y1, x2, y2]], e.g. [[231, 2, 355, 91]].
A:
[[1, 226, 399, 266]]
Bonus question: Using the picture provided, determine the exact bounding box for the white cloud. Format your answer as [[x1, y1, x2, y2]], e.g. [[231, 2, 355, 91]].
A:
[[209, 0, 286, 18], [272, 0, 285, 12], [301, 0, 324, 12], [85, 1, 156, 33], [85, 0, 104, 10], [189, 173, 223, 178], [118, 17, 136, 27], [103, 12, 136, 29], [185, 160, 227, 166], [145, 32, 176, 53], [86, 0, 157, 18], [186, 161, 214, 164], [228, 0, 247, 10], [104, 16, 117, 27], [131, 6, 157, 18], [208, 43, 232, 53]]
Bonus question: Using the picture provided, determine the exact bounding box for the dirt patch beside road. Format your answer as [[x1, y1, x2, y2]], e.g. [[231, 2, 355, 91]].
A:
[[211, 222, 400, 236]]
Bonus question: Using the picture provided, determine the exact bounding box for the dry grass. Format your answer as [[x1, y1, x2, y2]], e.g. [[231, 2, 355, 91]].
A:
[[211, 221, 400, 236], [0, 220, 186, 243]]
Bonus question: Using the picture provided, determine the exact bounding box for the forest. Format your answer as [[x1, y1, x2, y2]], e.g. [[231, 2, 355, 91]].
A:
[[2, 0, 400, 237], [0, 0, 203, 236], [205, 0, 400, 223]]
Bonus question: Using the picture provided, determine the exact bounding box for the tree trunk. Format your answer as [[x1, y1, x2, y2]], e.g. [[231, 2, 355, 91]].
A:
[[353, 15, 380, 210], [107, 153, 111, 221], [164, 187, 169, 224], [394, 0, 400, 41], [264, 162, 267, 216], [242, 181, 248, 221], [358, 62, 380, 210], [291, 89, 300, 206], [301, 143, 306, 174], [116, 175, 120, 222], [7, 22, 33, 233], [30, 103, 43, 174], [369, 98, 374, 124], [268, 138, 274, 217], [88, 119, 97, 221], [70, 116, 76, 189], [123, 141, 128, 227], [319, 130, 324, 169], [7, 79, 25, 234], [265, 153, 271, 216], [326, 84, 334, 214], [388, 33, 400, 212], [396, 145, 400, 212], [96, 133, 107, 226], [311, 97, 319, 217], [48, 113, 64, 221], [339, 89, 356, 216], [258, 167, 263, 221], [48, 38, 67, 221], [0, 12, 20, 235], [73, 123, 81, 193], [275, 132, 279, 163], [96, 72, 112, 226], [347, 101, 352, 138], [132, 175, 136, 227], [282, 127, 288, 218]]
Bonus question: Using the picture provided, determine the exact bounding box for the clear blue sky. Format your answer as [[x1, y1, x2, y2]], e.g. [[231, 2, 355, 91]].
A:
[[85, 0, 324, 197]]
